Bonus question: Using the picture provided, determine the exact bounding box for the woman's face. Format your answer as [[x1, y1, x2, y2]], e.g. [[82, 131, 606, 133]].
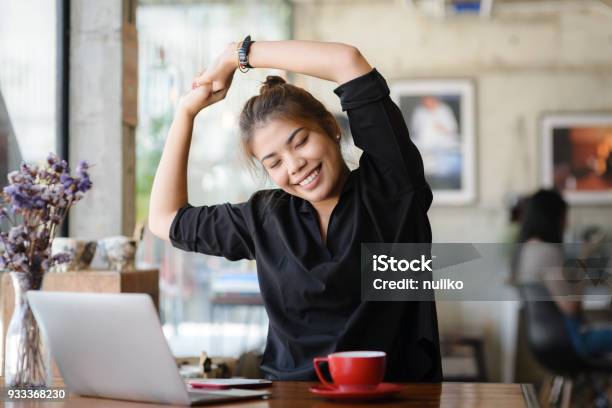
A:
[[250, 117, 345, 203]]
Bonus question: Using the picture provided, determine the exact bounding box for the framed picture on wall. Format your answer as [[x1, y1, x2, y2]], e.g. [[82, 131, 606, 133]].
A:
[[391, 79, 476, 205], [541, 113, 612, 204]]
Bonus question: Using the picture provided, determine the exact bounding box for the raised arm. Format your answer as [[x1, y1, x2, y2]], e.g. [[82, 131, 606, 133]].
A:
[[196, 40, 373, 89], [148, 82, 231, 241], [247, 41, 372, 85], [333, 69, 431, 202]]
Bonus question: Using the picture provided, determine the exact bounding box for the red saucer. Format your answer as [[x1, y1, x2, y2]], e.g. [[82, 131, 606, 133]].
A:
[[309, 383, 403, 400]]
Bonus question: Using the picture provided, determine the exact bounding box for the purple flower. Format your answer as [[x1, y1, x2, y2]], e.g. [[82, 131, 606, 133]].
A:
[[60, 173, 74, 188], [77, 176, 92, 192], [3, 184, 17, 196], [20, 163, 38, 178], [1, 153, 92, 273], [76, 161, 89, 175], [7, 171, 22, 184], [8, 225, 26, 243], [39, 168, 59, 184], [46, 153, 58, 166], [5, 187, 33, 210], [47, 153, 68, 174]]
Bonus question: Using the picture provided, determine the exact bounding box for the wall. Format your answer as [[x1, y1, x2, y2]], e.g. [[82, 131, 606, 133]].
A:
[[292, 0, 612, 381], [69, 0, 137, 238]]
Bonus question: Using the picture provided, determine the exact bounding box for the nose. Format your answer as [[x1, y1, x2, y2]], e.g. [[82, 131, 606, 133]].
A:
[[287, 155, 306, 176]]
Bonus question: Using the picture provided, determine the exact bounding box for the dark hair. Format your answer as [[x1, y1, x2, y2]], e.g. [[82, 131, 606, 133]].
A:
[[518, 189, 568, 243], [238, 75, 341, 169]]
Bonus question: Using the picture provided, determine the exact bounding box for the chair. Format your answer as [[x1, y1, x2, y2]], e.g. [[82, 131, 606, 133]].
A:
[[520, 283, 612, 408]]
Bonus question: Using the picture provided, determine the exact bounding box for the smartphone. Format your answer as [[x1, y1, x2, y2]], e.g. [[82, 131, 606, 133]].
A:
[[187, 378, 273, 390]]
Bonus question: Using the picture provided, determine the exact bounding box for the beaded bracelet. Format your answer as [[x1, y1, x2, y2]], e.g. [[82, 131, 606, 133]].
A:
[[236, 35, 254, 73]]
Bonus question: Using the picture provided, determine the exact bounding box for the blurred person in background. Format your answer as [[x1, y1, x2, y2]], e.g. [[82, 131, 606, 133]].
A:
[[515, 189, 612, 361]]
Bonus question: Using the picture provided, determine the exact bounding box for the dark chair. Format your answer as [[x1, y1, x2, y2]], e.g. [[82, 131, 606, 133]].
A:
[[520, 283, 612, 408]]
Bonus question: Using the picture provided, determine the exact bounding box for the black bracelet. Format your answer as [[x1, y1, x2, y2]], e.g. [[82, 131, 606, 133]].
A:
[[238, 35, 255, 72]]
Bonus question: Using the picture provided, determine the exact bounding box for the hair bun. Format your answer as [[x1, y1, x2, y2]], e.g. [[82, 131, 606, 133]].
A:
[[260, 75, 286, 94]]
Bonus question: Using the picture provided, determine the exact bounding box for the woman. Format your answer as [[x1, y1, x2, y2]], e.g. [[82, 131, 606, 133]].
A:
[[149, 39, 442, 381], [515, 189, 612, 358]]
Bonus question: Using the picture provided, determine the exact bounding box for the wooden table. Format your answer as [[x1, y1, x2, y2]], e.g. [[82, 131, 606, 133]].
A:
[[3, 381, 537, 407]]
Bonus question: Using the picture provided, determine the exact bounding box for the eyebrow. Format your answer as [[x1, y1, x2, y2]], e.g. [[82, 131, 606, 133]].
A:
[[260, 127, 306, 163]]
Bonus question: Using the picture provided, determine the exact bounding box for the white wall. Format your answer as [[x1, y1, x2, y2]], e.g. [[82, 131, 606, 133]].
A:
[[293, 0, 612, 381]]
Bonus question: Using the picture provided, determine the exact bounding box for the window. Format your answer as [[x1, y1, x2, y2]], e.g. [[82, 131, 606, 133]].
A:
[[0, 0, 57, 174], [136, 0, 291, 358]]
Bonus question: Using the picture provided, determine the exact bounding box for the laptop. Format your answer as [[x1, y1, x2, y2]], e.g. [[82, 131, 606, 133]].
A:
[[27, 291, 270, 406]]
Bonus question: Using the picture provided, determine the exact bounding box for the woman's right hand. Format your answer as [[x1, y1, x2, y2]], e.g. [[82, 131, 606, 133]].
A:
[[177, 74, 232, 118], [177, 43, 239, 118], [195, 43, 238, 93]]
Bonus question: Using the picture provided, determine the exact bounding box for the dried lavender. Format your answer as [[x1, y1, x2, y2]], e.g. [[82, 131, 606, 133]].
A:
[[0, 153, 92, 273], [1, 153, 92, 388]]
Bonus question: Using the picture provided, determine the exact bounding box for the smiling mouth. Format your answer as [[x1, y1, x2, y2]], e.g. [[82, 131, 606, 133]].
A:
[[296, 164, 322, 187]]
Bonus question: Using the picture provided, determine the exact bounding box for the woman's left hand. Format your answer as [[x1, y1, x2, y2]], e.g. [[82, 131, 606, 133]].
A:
[[194, 43, 238, 94]]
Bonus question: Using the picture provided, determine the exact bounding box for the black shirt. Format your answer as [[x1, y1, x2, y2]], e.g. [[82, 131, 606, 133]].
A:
[[170, 68, 442, 382]]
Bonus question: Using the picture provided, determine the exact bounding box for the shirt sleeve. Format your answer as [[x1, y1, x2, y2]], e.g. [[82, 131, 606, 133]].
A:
[[334, 68, 430, 203], [168, 199, 256, 261]]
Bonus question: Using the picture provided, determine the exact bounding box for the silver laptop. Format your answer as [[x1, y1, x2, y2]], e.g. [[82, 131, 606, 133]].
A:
[[27, 291, 270, 406]]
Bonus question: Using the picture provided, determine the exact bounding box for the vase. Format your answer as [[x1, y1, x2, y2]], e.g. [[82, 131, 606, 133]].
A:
[[4, 270, 52, 388]]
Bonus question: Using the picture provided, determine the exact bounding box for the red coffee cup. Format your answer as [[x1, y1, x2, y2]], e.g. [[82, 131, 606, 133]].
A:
[[313, 351, 386, 391]]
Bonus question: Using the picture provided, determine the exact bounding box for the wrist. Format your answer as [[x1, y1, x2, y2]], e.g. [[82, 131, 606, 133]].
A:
[[225, 42, 240, 71], [237, 36, 255, 72], [175, 104, 196, 121]]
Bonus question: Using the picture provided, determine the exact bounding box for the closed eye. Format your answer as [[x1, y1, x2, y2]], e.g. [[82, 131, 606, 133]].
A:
[[269, 160, 281, 169], [295, 134, 309, 148]]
